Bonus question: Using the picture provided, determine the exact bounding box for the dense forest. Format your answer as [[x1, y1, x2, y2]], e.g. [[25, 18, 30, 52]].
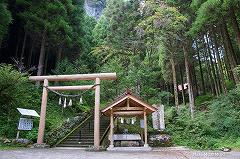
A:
[[0, 0, 240, 149]]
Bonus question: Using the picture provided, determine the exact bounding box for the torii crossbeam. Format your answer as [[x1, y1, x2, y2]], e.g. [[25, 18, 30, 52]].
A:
[[29, 73, 117, 149]]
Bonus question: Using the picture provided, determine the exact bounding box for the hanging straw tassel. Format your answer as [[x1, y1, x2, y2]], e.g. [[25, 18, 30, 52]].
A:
[[120, 117, 124, 124], [58, 97, 62, 105], [63, 98, 67, 108], [131, 117, 136, 124], [79, 96, 83, 104], [68, 99, 72, 107]]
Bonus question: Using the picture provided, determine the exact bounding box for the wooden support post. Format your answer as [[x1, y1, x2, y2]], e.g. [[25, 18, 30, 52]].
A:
[[94, 78, 100, 149], [109, 108, 114, 148], [37, 79, 48, 144], [16, 131, 20, 139], [144, 109, 148, 147]]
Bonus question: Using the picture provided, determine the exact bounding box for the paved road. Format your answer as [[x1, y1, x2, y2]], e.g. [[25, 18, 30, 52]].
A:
[[0, 148, 240, 159]]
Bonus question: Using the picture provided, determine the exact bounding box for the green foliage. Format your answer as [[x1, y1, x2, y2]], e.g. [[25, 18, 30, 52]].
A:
[[25, 128, 38, 142], [0, 0, 12, 41], [166, 88, 240, 149], [208, 90, 240, 137], [139, 0, 187, 84], [17, 0, 73, 40], [233, 65, 240, 79], [0, 64, 41, 137], [189, 0, 240, 35], [158, 91, 173, 105], [195, 93, 214, 110], [54, 58, 90, 75], [92, 0, 142, 63], [225, 80, 235, 90], [189, 0, 222, 35]]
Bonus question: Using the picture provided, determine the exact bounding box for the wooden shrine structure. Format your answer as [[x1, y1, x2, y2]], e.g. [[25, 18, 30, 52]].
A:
[[101, 90, 157, 150], [29, 73, 117, 149]]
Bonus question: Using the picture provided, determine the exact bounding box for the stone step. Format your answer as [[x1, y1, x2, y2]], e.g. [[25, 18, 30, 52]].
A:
[[63, 141, 94, 145], [57, 115, 109, 147], [57, 144, 93, 147], [67, 136, 94, 140], [66, 138, 94, 141]]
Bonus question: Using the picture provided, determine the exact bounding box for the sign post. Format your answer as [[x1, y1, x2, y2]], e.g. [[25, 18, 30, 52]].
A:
[[16, 108, 40, 139]]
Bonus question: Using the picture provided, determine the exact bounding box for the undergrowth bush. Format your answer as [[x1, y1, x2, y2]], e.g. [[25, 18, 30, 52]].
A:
[[165, 87, 240, 149]]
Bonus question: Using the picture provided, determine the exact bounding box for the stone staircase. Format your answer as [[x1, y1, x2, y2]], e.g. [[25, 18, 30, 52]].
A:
[[57, 115, 110, 148]]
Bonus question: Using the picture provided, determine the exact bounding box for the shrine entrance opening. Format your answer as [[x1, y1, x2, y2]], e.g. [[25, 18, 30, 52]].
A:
[[29, 73, 117, 149], [101, 90, 157, 151]]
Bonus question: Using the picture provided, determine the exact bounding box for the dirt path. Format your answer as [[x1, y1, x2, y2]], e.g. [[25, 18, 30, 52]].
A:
[[0, 148, 239, 159]]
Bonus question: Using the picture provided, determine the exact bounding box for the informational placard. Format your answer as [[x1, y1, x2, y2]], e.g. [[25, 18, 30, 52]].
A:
[[18, 118, 33, 130]]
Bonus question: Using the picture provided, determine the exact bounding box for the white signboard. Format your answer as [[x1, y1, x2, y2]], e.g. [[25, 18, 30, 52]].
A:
[[17, 108, 40, 117], [18, 118, 33, 130]]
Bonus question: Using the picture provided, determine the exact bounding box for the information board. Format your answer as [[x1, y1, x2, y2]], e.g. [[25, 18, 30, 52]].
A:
[[18, 118, 33, 130]]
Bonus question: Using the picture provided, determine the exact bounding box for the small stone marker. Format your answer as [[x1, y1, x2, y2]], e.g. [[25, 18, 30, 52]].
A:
[[152, 104, 165, 130], [152, 104, 159, 130], [159, 104, 165, 130]]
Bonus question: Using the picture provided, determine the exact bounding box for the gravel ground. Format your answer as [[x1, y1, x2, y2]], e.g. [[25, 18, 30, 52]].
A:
[[0, 148, 240, 159]]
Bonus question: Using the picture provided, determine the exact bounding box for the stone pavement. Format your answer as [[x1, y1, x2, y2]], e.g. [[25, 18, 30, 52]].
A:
[[0, 148, 240, 159]]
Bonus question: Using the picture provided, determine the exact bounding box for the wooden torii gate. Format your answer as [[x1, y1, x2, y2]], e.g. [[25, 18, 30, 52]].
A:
[[29, 73, 117, 149]]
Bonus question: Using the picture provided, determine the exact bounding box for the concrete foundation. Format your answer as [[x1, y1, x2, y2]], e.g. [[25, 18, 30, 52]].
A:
[[107, 146, 152, 152]]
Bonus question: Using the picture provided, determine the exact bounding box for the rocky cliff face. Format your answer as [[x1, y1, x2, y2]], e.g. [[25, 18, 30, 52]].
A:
[[84, 0, 106, 20]]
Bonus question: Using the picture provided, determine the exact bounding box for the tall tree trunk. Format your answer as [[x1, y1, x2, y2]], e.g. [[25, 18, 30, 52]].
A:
[[28, 37, 35, 67], [212, 31, 227, 94], [170, 55, 179, 113], [205, 34, 220, 95], [56, 46, 63, 68], [179, 65, 186, 105], [221, 34, 234, 81], [210, 37, 222, 94], [36, 30, 47, 86], [190, 60, 199, 97], [15, 36, 20, 58], [229, 7, 240, 53], [195, 40, 206, 94], [183, 44, 195, 118], [44, 51, 48, 75], [20, 31, 27, 62], [204, 50, 214, 94], [221, 20, 239, 84]]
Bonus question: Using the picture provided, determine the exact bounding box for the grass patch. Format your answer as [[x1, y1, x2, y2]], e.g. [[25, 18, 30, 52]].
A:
[[0, 144, 25, 150]]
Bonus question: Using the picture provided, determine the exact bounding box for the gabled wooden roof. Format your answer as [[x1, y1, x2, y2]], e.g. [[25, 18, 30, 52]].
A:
[[101, 90, 157, 116]]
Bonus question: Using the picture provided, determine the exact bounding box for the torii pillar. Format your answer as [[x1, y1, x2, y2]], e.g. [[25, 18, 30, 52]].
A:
[[94, 77, 100, 149]]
